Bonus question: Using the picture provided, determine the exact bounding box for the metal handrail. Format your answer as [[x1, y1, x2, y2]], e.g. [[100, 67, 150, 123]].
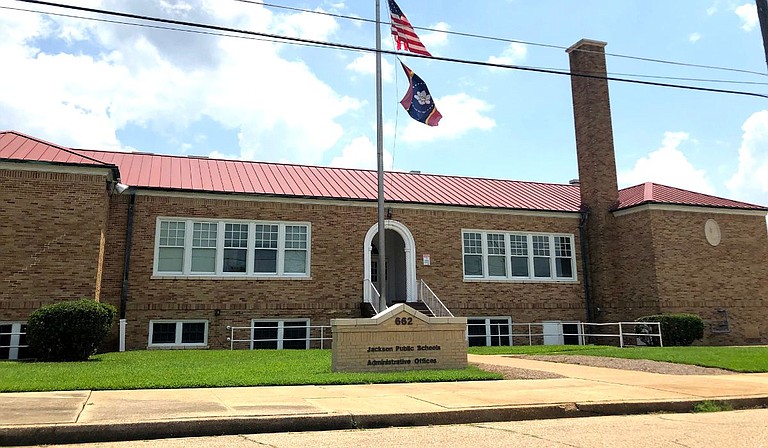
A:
[[418, 279, 453, 317], [226, 324, 333, 350], [363, 279, 381, 315], [465, 321, 663, 347]]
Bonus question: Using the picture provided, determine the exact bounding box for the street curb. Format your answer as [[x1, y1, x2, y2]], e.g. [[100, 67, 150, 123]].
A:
[[2, 397, 767, 446]]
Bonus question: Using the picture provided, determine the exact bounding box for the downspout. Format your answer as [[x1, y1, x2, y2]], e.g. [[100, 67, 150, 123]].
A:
[[119, 188, 136, 351], [578, 209, 592, 323]]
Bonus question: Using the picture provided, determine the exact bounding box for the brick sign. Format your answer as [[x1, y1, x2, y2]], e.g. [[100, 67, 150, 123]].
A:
[[331, 304, 467, 372]]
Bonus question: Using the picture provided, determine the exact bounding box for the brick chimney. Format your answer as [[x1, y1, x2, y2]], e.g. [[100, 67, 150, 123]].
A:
[[566, 39, 619, 212], [566, 39, 619, 322]]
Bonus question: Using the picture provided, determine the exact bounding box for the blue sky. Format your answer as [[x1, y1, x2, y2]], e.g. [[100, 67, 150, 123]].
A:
[[1, 0, 766, 205]]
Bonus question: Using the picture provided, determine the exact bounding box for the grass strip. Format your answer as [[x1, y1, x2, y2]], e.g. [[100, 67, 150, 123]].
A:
[[468, 345, 768, 372], [0, 350, 500, 392]]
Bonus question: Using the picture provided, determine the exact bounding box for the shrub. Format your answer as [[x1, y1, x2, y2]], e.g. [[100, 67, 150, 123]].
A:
[[635, 313, 704, 347], [27, 299, 116, 362]]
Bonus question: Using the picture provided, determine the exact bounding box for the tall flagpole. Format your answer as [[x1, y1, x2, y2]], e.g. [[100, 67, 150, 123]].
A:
[[375, 0, 387, 312]]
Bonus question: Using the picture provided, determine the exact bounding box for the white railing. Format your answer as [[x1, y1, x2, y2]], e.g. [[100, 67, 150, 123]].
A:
[[417, 279, 453, 317], [363, 279, 382, 315], [226, 324, 333, 350], [466, 321, 663, 347]]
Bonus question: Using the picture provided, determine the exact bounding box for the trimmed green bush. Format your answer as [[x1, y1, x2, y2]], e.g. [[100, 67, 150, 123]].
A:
[[635, 313, 704, 347], [27, 299, 116, 362]]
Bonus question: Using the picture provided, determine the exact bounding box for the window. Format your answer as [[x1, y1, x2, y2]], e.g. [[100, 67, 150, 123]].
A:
[[509, 234, 529, 277], [532, 235, 551, 278], [192, 222, 217, 273], [461, 230, 576, 281], [486, 233, 507, 277], [554, 236, 573, 278], [224, 223, 248, 273], [284, 225, 308, 274], [0, 322, 29, 360], [467, 317, 512, 347], [254, 224, 279, 274], [148, 320, 208, 347], [154, 218, 311, 278], [462, 232, 483, 276], [251, 319, 310, 350], [157, 221, 185, 273]]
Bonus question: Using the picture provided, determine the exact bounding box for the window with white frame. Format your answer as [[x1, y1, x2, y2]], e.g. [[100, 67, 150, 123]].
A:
[[148, 320, 208, 347], [467, 317, 512, 347], [251, 319, 310, 350], [154, 218, 311, 278], [0, 322, 29, 360], [462, 230, 577, 281]]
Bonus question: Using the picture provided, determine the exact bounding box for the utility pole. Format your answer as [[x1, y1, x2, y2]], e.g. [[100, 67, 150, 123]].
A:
[[758, 0, 768, 71]]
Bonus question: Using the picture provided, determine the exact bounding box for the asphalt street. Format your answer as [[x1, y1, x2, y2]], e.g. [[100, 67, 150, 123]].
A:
[[28, 408, 768, 448]]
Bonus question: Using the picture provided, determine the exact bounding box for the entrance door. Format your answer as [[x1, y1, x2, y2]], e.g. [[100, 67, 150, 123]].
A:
[[363, 220, 417, 305], [370, 229, 406, 304]]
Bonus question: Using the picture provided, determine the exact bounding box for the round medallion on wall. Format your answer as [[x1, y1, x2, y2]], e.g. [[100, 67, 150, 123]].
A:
[[704, 219, 721, 246]]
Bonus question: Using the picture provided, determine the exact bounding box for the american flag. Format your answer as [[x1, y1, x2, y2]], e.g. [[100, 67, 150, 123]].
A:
[[388, 0, 431, 57]]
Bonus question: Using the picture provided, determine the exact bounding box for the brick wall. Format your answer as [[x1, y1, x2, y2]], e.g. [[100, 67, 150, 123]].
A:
[[0, 167, 111, 321], [649, 209, 768, 344], [111, 193, 586, 350], [603, 207, 768, 345]]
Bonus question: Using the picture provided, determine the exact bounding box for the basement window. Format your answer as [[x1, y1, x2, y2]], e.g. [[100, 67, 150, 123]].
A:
[[467, 317, 512, 347], [462, 230, 577, 282], [0, 322, 29, 360], [148, 320, 208, 348], [250, 319, 310, 350]]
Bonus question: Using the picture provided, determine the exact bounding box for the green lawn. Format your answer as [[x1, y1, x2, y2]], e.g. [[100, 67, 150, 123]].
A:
[[0, 350, 501, 392], [468, 345, 768, 373]]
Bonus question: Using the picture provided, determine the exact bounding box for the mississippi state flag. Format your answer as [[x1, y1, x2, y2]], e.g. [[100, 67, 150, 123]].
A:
[[399, 62, 442, 127], [388, 0, 431, 56]]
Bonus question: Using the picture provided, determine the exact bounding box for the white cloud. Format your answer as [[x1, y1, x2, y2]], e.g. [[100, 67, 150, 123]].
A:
[[487, 42, 528, 69], [735, 3, 758, 31], [420, 22, 450, 50], [726, 110, 768, 205], [345, 53, 394, 82], [399, 93, 495, 143], [0, 0, 361, 164], [707, 6, 718, 15], [618, 132, 715, 194], [688, 32, 702, 43], [329, 136, 393, 170], [272, 8, 340, 41]]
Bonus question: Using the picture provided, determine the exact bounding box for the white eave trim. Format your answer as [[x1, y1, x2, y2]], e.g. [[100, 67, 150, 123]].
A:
[[0, 160, 115, 179], [613, 203, 768, 217], [135, 189, 581, 219]]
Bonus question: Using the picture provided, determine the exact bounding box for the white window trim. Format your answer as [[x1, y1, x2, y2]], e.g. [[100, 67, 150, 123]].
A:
[[0, 321, 27, 360], [250, 319, 310, 350], [148, 320, 209, 348], [462, 230, 578, 282], [467, 317, 513, 347], [153, 217, 311, 279]]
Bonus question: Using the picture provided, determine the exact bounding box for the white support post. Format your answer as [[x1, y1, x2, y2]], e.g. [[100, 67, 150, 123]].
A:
[[119, 318, 127, 352], [619, 322, 624, 348]]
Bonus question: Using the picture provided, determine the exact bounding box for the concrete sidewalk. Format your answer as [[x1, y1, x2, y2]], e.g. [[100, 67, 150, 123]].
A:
[[2, 355, 768, 446]]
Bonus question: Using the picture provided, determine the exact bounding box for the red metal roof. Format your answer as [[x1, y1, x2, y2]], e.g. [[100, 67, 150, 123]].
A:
[[616, 182, 766, 211], [2, 130, 765, 213]]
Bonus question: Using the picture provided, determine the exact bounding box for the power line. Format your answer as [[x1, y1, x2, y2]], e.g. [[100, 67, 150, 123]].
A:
[[9, 0, 768, 99], [11, 1, 765, 87], [249, 0, 768, 78]]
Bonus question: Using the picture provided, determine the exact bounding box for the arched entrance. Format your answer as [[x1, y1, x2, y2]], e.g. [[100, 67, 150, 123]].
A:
[[363, 220, 417, 305]]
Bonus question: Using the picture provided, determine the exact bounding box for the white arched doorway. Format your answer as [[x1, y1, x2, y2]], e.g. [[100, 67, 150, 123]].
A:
[[363, 220, 417, 304]]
